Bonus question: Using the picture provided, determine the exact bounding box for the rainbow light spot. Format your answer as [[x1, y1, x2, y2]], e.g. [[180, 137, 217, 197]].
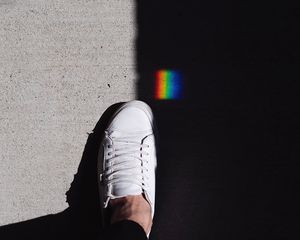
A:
[[155, 70, 183, 100]]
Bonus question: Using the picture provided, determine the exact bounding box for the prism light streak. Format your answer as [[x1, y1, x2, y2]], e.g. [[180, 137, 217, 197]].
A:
[[155, 70, 183, 100]]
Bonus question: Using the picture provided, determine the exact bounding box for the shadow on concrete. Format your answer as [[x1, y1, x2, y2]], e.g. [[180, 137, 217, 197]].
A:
[[136, 1, 296, 239], [0, 103, 123, 240]]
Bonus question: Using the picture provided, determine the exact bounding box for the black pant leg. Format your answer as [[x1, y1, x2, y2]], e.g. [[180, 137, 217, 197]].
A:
[[105, 220, 148, 240]]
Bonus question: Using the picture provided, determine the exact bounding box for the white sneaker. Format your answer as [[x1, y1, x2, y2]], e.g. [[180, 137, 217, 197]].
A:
[[98, 100, 157, 229]]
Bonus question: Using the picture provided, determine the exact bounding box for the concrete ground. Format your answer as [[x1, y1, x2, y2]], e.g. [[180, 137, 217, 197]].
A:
[[0, 0, 136, 226]]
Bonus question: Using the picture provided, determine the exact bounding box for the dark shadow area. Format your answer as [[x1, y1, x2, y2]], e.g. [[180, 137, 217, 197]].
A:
[[0, 103, 123, 240], [136, 1, 297, 239]]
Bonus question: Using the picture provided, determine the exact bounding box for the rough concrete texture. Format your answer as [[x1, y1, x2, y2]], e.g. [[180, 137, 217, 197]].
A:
[[0, 0, 136, 225]]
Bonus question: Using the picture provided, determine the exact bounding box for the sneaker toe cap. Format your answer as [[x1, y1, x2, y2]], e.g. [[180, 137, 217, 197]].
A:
[[108, 106, 153, 132]]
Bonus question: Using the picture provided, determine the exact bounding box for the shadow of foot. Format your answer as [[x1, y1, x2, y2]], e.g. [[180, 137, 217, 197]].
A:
[[0, 102, 124, 240]]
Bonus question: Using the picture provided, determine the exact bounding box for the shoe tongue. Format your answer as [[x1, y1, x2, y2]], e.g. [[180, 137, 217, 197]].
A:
[[108, 130, 147, 198], [111, 182, 143, 198], [109, 152, 143, 198]]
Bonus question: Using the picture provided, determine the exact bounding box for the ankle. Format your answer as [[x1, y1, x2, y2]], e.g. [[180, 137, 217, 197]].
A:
[[110, 194, 152, 235]]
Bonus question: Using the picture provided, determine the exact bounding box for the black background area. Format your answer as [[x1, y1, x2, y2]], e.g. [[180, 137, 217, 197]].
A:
[[136, 1, 298, 239]]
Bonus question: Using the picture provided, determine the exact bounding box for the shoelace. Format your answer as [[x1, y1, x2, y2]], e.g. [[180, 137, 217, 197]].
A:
[[101, 133, 150, 207]]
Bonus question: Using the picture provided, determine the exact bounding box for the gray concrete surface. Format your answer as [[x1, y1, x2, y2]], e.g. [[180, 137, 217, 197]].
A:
[[0, 0, 136, 225]]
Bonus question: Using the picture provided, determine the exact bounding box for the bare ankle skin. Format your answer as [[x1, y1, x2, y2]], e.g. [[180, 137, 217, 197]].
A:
[[110, 194, 152, 235]]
